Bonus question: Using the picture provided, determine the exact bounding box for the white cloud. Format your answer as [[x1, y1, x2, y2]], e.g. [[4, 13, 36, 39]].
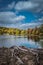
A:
[[0, 11, 43, 29], [1, 0, 43, 13], [7, 2, 15, 10], [14, 0, 43, 13], [39, 17, 43, 21], [15, 1, 39, 10], [19, 22, 42, 29], [20, 23, 40, 27], [30, 0, 43, 2], [34, 17, 43, 23], [0, 23, 19, 28], [13, 15, 25, 21], [0, 12, 25, 24]]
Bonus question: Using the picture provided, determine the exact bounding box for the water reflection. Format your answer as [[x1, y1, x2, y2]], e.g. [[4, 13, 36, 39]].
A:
[[28, 36, 43, 48], [27, 36, 40, 42], [39, 40, 43, 47], [0, 35, 43, 48]]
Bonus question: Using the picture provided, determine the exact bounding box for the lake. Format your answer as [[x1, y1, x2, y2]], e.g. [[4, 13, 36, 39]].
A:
[[0, 35, 43, 48]]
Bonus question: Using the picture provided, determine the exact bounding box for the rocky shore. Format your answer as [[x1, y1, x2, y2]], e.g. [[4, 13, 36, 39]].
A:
[[0, 46, 43, 65]]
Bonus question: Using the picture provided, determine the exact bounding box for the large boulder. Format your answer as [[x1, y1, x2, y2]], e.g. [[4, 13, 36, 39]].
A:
[[0, 46, 43, 65]]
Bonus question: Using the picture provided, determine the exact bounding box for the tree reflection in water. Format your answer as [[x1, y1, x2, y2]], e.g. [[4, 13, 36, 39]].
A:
[[27, 36, 43, 48], [39, 40, 43, 48], [27, 36, 40, 42]]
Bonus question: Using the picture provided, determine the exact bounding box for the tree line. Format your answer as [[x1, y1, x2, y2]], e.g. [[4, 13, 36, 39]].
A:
[[0, 27, 27, 36], [0, 24, 43, 37], [27, 24, 43, 36]]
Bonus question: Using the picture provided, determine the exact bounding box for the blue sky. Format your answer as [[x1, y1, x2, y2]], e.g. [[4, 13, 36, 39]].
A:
[[0, 0, 43, 29]]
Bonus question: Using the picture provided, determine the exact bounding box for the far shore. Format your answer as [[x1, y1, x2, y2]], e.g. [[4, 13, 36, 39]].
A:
[[0, 34, 43, 39]]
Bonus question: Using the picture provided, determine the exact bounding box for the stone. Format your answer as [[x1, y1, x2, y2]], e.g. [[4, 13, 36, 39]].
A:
[[0, 46, 43, 65]]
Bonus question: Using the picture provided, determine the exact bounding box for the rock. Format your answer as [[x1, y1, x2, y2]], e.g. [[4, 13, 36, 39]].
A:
[[27, 60, 35, 65], [0, 46, 43, 65]]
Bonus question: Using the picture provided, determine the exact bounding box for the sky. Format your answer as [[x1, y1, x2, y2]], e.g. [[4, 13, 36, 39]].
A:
[[0, 0, 43, 29]]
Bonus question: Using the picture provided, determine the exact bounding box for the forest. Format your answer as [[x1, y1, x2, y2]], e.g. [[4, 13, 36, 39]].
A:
[[0, 24, 43, 37]]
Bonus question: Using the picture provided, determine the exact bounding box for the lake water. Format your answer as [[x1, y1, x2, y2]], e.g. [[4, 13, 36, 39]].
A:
[[0, 35, 43, 48]]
